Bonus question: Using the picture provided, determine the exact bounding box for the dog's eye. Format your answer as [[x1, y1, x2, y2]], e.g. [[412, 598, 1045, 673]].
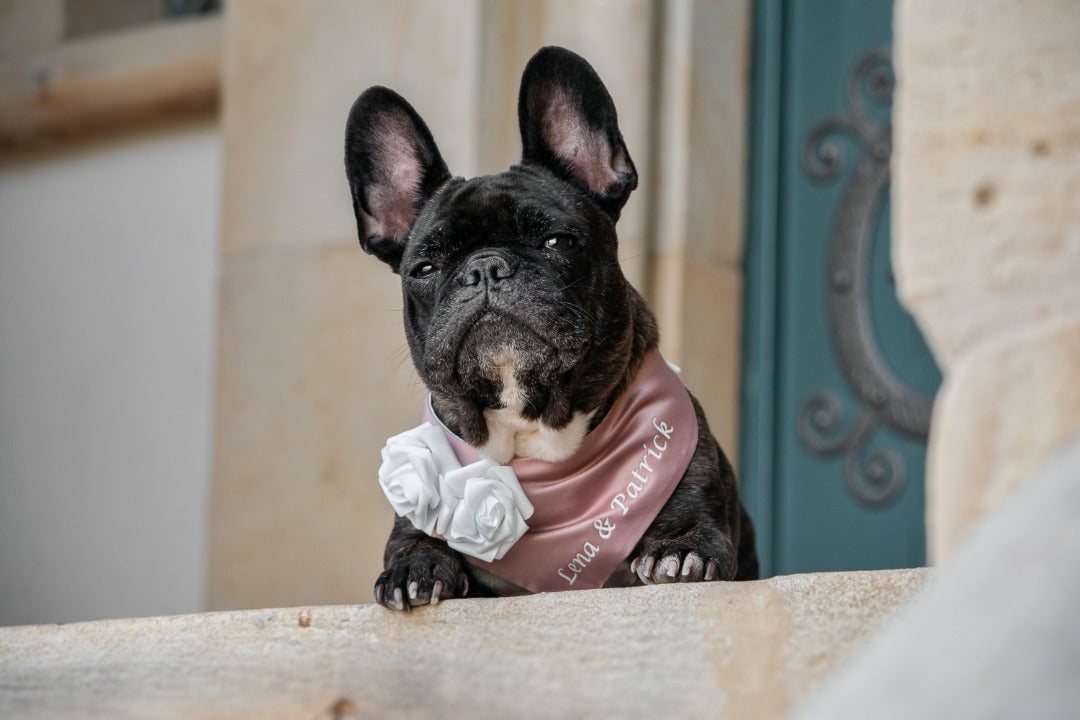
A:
[[544, 235, 576, 250], [410, 262, 436, 279]]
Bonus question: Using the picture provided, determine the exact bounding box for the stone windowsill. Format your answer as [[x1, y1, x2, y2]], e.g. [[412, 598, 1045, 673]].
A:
[[0, 568, 931, 719]]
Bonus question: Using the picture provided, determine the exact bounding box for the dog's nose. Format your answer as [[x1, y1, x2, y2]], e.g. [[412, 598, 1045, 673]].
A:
[[460, 253, 516, 287]]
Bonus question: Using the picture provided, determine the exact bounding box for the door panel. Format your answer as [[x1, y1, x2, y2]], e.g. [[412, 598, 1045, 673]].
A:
[[743, 0, 941, 576]]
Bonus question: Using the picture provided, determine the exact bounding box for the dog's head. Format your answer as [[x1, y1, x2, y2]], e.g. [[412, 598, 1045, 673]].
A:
[[345, 47, 657, 461]]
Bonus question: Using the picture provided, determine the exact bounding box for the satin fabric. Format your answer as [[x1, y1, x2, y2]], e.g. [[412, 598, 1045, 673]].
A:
[[422, 350, 699, 592]]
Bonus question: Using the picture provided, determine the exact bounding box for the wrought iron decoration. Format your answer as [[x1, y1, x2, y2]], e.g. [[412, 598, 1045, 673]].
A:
[[797, 47, 933, 506]]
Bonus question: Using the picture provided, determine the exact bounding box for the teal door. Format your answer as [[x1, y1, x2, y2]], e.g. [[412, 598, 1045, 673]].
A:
[[741, 0, 941, 576]]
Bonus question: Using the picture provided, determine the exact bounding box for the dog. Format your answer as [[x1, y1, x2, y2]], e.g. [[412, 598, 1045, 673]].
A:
[[344, 46, 757, 611]]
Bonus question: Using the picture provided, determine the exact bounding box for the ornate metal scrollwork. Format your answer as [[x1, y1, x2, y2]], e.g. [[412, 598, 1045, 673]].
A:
[[796, 47, 932, 507]]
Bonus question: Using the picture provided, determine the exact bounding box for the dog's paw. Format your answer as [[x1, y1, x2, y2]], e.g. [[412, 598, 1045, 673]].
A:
[[374, 552, 470, 612], [631, 538, 737, 585]]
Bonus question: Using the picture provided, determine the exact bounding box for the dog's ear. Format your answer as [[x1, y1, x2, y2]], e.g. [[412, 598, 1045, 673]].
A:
[[344, 87, 451, 272], [518, 46, 637, 220]]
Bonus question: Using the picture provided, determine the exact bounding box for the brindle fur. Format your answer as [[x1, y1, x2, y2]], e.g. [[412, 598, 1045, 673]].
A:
[[346, 47, 757, 610]]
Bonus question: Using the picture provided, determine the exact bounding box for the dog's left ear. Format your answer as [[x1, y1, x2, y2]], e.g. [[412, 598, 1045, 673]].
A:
[[518, 46, 637, 220], [344, 86, 452, 273]]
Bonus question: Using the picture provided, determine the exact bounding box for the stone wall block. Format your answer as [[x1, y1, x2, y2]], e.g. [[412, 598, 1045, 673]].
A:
[[1, 569, 931, 720], [210, 246, 422, 610], [894, 0, 1080, 560], [926, 317, 1080, 561], [221, 0, 481, 257], [893, 0, 1080, 369]]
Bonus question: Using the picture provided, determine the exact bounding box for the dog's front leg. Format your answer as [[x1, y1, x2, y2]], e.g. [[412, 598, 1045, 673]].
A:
[[374, 515, 474, 611], [630, 402, 747, 584]]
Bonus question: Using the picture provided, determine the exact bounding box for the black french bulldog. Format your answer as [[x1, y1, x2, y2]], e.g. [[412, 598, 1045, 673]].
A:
[[345, 46, 757, 610]]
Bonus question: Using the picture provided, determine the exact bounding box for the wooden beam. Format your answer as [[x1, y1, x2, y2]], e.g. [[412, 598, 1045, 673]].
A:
[[0, 16, 220, 154]]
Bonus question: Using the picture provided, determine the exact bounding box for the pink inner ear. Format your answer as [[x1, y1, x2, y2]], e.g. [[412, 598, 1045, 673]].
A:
[[541, 85, 626, 196], [366, 111, 425, 241]]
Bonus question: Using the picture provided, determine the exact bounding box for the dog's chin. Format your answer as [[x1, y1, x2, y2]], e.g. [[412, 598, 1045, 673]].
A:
[[425, 307, 587, 397], [454, 314, 561, 394], [444, 315, 601, 463]]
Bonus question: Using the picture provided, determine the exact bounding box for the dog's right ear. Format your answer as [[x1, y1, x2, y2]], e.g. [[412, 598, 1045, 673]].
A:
[[344, 87, 451, 273], [518, 47, 637, 220]]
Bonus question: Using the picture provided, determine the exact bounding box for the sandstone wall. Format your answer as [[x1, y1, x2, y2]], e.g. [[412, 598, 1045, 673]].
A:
[[0, 569, 930, 720], [892, 0, 1080, 561]]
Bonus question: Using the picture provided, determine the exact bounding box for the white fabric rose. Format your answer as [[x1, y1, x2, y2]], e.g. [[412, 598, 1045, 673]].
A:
[[377, 422, 461, 534], [436, 461, 535, 562], [377, 422, 533, 561]]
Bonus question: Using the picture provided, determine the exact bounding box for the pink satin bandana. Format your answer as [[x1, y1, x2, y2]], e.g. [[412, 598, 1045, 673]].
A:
[[422, 350, 699, 593]]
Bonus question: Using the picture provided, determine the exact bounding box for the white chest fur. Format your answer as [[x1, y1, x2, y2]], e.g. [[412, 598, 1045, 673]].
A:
[[478, 352, 595, 464]]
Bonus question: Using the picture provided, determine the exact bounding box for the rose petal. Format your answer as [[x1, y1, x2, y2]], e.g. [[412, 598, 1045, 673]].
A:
[[385, 422, 461, 476], [376, 423, 455, 535], [377, 421, 532, 561], [442, 474, 529, 561]]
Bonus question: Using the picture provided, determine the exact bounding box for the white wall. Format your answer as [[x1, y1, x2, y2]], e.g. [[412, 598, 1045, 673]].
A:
[[0, 121, 220, 625]]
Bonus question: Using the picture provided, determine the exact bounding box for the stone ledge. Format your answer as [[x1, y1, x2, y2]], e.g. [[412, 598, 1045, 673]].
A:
[[0, 568, 930, 720]]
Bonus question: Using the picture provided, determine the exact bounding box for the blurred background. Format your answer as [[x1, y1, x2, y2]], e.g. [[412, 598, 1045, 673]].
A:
[[0, 0, 940, 625]]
